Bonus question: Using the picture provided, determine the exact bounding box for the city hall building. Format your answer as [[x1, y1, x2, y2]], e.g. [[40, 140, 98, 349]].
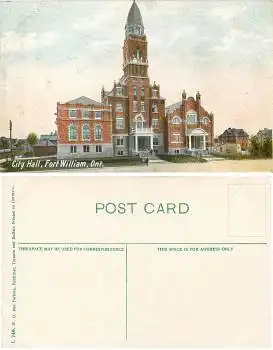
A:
[[56, 0, 214, 159]]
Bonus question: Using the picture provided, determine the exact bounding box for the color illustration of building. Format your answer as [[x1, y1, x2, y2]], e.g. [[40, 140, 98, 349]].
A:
[[56, 0, 214, 159]]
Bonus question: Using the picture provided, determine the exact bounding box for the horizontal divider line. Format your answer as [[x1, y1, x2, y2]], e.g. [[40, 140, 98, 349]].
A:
[[18, 242, 268, 245]]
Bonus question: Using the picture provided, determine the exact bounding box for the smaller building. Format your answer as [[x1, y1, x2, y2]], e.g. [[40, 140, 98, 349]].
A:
[[56, 96, 112, 159], [39, 132, 57, 146], [165, 91, 214, 154], [216, 128, 249, 154]]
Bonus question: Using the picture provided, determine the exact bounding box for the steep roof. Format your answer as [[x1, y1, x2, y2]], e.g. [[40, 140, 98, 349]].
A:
[[220, 128, 249, 138], [66, 96, 102, 105], [126, 0, 143, 26]]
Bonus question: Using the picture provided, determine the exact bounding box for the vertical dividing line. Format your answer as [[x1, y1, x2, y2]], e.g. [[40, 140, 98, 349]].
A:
[[125, 243, 128, 341]]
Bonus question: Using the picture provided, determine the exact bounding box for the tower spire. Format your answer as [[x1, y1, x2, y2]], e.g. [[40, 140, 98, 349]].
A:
[[125, 0, 144, 37]]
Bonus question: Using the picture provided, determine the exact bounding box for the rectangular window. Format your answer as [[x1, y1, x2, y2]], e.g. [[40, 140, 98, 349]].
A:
[[68, 109, 77, 118], [117, 150, 124, 156], [116, 118, 124, 129], [140, 101, 145, 112], [175, 149, 180, 154], [116, 137, 124, 146], [96, 145, 102, 153], [116, 103, 123, 112], [152, 119, 159, 128], [95, 111, 102, 120], [83, 145, 90, 152], [152, 104, 158, 113], [82, 109, 90, 119], [141, 87, 145, 97], [133, 101, 138, 112], [172, 134, 181, 143], [152, 90, 157, 98], [153, 137, 159, 146], [70, 145, 77, 153]]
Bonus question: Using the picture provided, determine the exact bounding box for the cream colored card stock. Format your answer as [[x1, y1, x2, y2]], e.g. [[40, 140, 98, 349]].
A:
[[1, 175, 271, 347]]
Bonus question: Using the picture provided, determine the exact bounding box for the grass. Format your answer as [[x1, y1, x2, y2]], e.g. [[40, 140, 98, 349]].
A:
[[157, 154, 207, 163]]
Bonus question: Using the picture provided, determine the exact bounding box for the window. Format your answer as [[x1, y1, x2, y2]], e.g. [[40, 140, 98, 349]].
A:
[[152, 118, 159, 128], [202, 117, 209, 124], [116, 103, 123, 112], [153, 137, 159, 146], [83, 145, 90, 153], [96, 145, 102, 153], [68, 124, 77, 141], [152, 90, 157, 98], [82, 109, 90, 119], [136, 116, 143, 129], [117, 150, 124, 156], [116, 117, 124, 129], [174, 149, 180, 154], [133, 101, 138, 112], [95, 111, 102, 120], [68, 109, 77, 118], [82, 124, 90, 140], [152, 104, 158, 113], [172, 134, 181, 143], [140, 101, 145, 112], [116, 87, 122, 96], [70, 145, 77, 153], [172, 116, 181, 125], [133, 87, 137, 97], [95, 125, 103, 140], [116, 137, 124, 146], [141, 87, 145, 97], [187, 113, 197, 124]]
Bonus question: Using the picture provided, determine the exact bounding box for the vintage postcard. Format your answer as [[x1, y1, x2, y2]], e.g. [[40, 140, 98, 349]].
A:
[[0, 0, 272, 173], [1, 174, 272, 347]]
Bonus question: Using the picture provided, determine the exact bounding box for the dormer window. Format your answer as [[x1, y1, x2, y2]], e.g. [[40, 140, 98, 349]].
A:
[[116, 87, 122, 96]]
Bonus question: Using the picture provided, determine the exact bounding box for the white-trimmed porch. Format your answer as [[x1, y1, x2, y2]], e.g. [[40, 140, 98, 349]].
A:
[[187, 128, 208, 151]]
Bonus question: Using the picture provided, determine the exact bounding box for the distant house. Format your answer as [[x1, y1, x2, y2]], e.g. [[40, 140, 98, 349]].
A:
[[32, 132, 57, 157], [216, 128, 249, 154], [38, 132, 57, 146], [256, 128, 272, 142]]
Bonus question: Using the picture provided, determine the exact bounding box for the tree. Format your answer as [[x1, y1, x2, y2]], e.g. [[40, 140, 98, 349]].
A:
[[0, 137, 9, 150], [249, 136, 261, 158], [27, 133, 38, 147], [261, 137, 272, 158]]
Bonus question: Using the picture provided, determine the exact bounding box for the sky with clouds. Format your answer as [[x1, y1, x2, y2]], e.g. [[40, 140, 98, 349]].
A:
[[0, 0, 272, 138]]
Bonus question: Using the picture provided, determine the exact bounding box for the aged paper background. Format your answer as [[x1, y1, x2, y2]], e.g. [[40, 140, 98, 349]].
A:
[[1, 175, 271, 347]]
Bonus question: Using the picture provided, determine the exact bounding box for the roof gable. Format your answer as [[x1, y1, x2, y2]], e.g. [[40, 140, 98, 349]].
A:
[[66, 96, 102, 105]]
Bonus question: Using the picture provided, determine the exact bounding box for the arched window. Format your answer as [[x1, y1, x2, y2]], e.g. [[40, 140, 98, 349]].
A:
[[68, 124, 77, 141], [95, 125, 103, 140], [172, 116, 181, 125], [82, 124, 90, 140], [187, 112, 197, 124], [202, 117, 209, 124]]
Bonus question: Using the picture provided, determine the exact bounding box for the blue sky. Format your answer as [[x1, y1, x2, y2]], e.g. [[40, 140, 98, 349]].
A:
[[0, 0, 272, 137]]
